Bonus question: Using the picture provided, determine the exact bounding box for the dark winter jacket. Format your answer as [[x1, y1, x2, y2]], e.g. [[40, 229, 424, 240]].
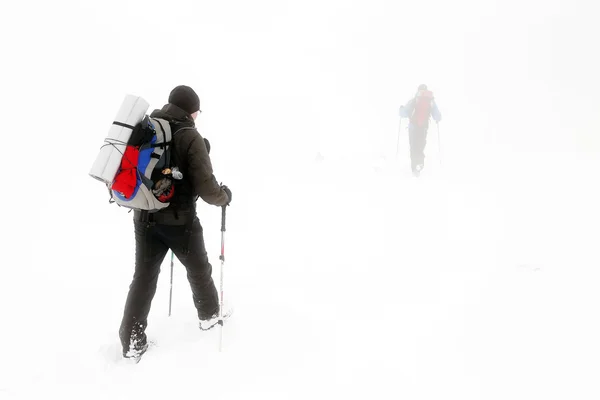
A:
[[133, 103, 229, 225]]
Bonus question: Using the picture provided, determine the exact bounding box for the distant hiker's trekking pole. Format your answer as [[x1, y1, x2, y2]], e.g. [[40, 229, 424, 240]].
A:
[[396, 119, 402, 158], [436, 122, 442, 166], [218, 205, 227, 352], [168, 251, 174, 316]]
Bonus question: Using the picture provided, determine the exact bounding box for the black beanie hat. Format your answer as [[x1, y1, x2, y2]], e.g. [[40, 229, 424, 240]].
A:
[[168, 85, 201, 115]]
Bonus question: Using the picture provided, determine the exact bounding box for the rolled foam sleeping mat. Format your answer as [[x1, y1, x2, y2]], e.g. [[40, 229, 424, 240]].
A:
[[89, 94, 150, 184]]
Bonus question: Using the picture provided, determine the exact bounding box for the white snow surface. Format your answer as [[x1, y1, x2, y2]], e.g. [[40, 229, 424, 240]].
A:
[[1, 1, 600, 399]]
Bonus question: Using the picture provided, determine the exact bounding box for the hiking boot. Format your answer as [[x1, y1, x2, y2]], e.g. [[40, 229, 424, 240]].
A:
[[120, 321, 148, 359], [123, 338, 148, 359], [199, 308, 233, 331], [411, 164, 423, 177]]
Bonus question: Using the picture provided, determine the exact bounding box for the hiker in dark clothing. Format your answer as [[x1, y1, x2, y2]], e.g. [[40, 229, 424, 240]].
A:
[[119, 85, 232, 358], [399, 84, 442, 176]]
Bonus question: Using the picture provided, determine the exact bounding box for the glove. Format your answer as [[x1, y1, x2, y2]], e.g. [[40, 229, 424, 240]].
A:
[[221, 185, 232, 205], [203, 138, 211, 154]]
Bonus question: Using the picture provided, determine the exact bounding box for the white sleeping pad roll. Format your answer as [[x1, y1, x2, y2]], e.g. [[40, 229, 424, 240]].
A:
[[89, 94, 150, 184]]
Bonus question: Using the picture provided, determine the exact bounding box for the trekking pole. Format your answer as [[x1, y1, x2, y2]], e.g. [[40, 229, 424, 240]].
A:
[[218, 205, 227, 352], [436, 122, 442, 166], [396, 119, 402, 158], [168, 250, 174, 316]]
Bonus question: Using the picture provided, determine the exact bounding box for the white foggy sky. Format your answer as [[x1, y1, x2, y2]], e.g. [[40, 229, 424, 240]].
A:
[[3, 0, 598, 176]]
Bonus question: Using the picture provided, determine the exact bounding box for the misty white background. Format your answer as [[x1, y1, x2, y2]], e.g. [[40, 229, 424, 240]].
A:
[[1, 0, 599, 399]]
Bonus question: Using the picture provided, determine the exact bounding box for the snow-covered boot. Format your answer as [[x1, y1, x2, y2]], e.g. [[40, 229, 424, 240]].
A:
[[120, 321, 148, 359], [199, 308, 233, 331]]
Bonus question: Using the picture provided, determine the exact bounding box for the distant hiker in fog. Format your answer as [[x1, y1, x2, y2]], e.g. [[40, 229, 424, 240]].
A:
[[399, 84, 441, 177]]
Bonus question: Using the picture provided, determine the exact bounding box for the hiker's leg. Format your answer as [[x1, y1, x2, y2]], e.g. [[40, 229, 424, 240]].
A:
[[168, 218, 219, 320], [417, 127, 429, 166], [408, 125, 419, 170], [119, 221, 169, 355]]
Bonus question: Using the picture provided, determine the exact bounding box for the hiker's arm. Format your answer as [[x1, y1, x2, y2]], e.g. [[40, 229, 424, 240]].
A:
[[399, 99, 414, 118], [187, 135, 229, 206], [431, 101, 441, 123]]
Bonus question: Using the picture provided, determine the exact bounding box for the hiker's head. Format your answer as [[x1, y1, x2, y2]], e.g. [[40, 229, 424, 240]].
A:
[[418, 84, 428, 91], [169, 85, 201, 116]]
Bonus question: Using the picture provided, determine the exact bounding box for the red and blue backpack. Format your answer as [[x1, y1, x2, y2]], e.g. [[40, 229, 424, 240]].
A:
[[411, 89, 434, 128], [110, 116, 183, 211]]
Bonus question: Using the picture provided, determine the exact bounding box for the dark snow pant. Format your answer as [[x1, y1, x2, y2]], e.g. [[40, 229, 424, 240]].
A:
[[119, 215, 219, 355], [408, 124, 429, 171]]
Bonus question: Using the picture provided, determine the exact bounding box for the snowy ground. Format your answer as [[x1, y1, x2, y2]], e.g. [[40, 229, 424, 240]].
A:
[[2, 147, 599, 399]]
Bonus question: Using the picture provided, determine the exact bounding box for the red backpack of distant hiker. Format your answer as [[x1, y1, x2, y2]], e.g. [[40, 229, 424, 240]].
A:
[[411, 89, 434, 128]]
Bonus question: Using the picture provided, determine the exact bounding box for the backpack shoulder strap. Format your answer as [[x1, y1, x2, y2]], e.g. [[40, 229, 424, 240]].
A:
[[172, 126, 196, 136], [149, 118, 173, 167], [150, 118, 172, 143], [149, 119, 196, 168], [151, 119, 196, 141]]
